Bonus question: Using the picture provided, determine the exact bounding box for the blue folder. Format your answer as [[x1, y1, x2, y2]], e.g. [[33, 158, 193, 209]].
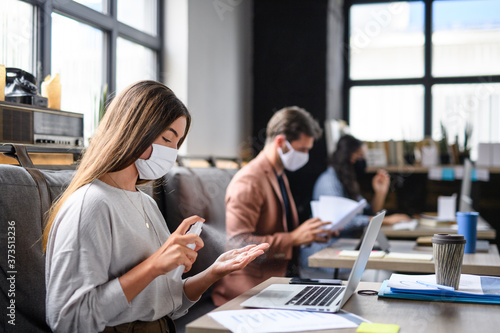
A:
[[378, 280, 500, 305]]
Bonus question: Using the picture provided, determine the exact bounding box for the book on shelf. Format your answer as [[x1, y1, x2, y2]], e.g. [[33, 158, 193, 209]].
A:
[[418, 212, 456, 227], [365, 140, 413, 167], [416, 236, 490, 252]]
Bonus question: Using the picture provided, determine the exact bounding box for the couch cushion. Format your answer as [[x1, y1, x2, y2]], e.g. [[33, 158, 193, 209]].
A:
[[158, 166, 237, 277], [0, 162, 157, 332]]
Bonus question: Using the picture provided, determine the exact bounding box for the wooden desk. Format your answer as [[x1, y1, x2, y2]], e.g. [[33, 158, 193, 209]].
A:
[[308, 239, 500, 276], [381, 216, 496, 240], [186, 277, 500, 333]]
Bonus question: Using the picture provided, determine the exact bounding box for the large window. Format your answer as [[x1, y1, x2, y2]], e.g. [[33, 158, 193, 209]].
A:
[[0, 0, 163, 144], [51, 13, 104, 142], [0, 0, 35, 73], [116, 37, 157, 93], [345, 0, 500, 159]]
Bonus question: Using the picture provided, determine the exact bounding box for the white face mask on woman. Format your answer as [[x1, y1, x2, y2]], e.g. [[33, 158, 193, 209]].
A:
[[278, 140, 309, 172], [135, 143, 178, 180]]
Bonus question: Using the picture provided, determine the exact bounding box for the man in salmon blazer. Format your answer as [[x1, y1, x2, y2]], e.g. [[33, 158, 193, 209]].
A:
[[212, 106, 332, 305]]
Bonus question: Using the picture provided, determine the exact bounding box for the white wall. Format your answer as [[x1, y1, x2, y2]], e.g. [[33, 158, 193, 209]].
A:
[[164, 0, 253, 158]]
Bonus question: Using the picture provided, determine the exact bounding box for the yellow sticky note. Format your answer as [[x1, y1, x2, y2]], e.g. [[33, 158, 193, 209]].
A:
[[357, 322, 400, 333]]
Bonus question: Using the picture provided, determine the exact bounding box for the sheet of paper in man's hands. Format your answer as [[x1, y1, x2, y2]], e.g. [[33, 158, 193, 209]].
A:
[[311, 196, 367, 231]]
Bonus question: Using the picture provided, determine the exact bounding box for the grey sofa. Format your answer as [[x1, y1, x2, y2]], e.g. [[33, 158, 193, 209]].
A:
[[0, 147, 236, 332], [157, 166, 237, 332], [0, 164, 75, 332]]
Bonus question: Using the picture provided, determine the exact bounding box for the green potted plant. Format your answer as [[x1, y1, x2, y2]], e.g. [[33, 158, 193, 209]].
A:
[[96, 83, 108, 124], [403, 140, 416, 165], [89, 84, 108, 144]]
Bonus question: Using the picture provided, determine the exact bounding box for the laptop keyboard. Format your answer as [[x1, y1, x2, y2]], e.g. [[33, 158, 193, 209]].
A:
[[285, 286, 343, 306]]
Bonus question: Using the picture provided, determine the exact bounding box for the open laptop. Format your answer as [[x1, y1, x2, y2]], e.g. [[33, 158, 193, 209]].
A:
[[241, 210, 386, 313], [355, 229, 390, 253]]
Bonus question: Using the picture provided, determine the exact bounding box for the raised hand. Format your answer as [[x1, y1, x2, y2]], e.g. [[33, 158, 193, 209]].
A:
[[372, 169, 390, 195], [209, 243, 270, 279]]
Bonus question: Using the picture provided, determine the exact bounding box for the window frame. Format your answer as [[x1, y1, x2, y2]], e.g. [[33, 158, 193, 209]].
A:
[[343, 0, 500, 137], [20, 0, 163, 94]]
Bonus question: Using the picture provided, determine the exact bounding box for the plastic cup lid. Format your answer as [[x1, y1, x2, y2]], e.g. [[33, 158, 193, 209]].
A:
[[431, 233, 466, 245], [456, 211, 479, 217]]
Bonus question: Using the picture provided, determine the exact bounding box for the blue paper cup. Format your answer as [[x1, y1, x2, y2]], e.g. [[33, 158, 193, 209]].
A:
[[456, 212, 479, 253]]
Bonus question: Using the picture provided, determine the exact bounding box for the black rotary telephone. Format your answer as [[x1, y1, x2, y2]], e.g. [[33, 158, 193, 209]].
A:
[[4, 68, 48, 107]]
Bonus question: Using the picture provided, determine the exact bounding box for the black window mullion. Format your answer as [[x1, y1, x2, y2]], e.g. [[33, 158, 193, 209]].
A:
[[350, 78, 425, 86], [434, 76, 500, 85], [108, 0, 118, 95], [117, 23, 161, 50], [424, 0, 433, 137], [38, 0, 52, 82], [157, 0, 164, 83], [52, 1, 114, 31], [343, 1, 351, 123]]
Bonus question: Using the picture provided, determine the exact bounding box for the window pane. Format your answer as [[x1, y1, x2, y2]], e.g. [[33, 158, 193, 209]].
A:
[[74, 0, 106, 13], [433, 0, 500, 77], [350, 85, 424, 141], [51, 13, 104, 145], [432, 83, 500, 161], [0, 0, 34, 73], [116, 37, 157, 94], [350, 1, 424, 80], [118, 0, 157, 36]]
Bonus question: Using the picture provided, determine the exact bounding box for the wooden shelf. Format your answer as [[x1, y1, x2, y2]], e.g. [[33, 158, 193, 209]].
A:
[[367, 165, 500, 174], [0, 144, 82, 166]]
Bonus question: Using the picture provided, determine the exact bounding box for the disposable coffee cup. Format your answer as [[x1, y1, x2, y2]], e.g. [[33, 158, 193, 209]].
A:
[[456, 211, 479, 253], [431, 233, 466, 290]]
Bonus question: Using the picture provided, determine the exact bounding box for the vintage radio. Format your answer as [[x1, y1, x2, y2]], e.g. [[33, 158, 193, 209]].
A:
[[0, 101, 84, 147]]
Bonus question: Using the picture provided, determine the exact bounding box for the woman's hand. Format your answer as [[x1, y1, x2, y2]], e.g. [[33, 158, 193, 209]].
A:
[[183, 243, 270, 301], [149, 215, 205, 277], [372, 169, 390, 196], [208, 243, 270, 279], [119, 216, 205, 303]]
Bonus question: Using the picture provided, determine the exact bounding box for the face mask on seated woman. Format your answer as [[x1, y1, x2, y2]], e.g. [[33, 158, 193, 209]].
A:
[[353, 158, 367, 179], [135, 143, 178, 179]]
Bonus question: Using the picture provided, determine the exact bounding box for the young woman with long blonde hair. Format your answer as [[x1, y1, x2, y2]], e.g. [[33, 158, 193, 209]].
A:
[[43, 80, 269, 333]]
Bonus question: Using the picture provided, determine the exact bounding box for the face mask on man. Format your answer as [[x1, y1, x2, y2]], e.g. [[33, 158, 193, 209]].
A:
[[135, 143, 178, 180], [278, 140, 309, 172]]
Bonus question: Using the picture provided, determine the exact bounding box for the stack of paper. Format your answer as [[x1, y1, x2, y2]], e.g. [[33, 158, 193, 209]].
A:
[[379, 273, 500, 305], [391, 219, 418, 230], [384, 253, 433, 261], [419, 212, 456, 227], [338, 250, 387, 258], [310, 196, 367, 230], [208, 309, 360, 332]]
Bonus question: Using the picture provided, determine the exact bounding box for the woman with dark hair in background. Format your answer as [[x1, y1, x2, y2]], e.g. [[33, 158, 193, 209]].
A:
[[299, 134, 410, 278]]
